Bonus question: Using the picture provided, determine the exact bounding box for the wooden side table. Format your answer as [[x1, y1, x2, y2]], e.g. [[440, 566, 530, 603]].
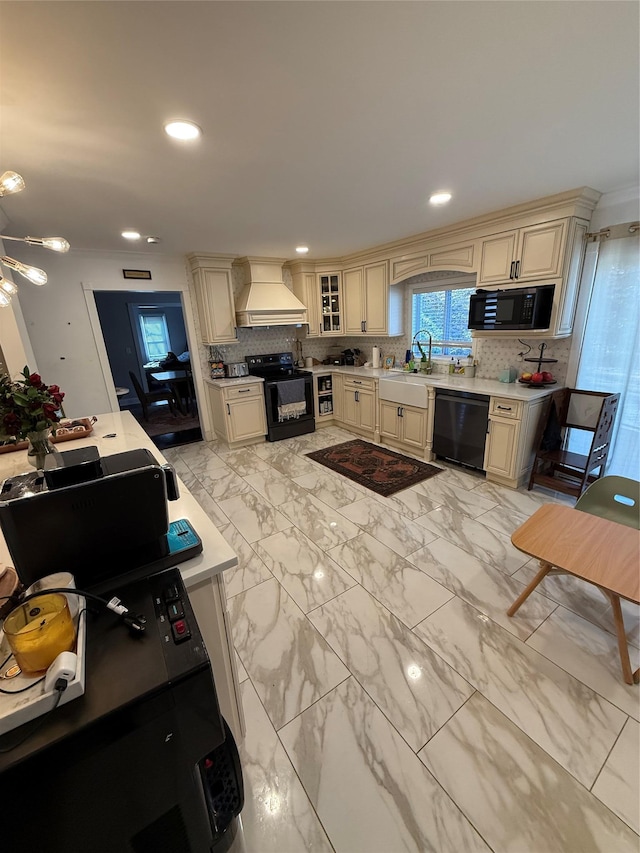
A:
[[509, 504, 640, 684]]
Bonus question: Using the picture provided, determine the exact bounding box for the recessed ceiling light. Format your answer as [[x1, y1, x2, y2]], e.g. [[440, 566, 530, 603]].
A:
[[121, 230, 141, 240], [429, 191, 452, 205], [146, 236, 161, 244], [164, 120, 202, 141], [295, 246, 309, 254]]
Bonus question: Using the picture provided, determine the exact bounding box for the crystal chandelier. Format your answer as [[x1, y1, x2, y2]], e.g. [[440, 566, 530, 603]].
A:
[[0, 170, 70, 308]]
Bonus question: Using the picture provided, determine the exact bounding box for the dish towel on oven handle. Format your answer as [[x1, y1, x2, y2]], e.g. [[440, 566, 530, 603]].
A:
[[277, 378, 306, 422]]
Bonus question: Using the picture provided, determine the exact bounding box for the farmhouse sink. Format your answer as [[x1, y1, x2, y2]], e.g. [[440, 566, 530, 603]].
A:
[[378, 375, 434, 408]]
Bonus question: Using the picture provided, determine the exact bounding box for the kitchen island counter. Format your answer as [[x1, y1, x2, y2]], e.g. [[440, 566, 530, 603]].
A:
[[0, 411, 244, 738]]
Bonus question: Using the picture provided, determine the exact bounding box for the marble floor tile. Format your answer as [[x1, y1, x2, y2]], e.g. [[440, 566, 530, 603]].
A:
[[407, 537, 556, 640], [218, 490, 292, 543], [175, 441, 223, 473], [243, 470, 310, 508], [327, 532, 453, 628], [197, 465, 253, 501], [526, 605, 640, 721], [429, 463, 485, 491], [415, 505, 530, 574], [309, 585, 473, 751], [474, 504, 529, 537], [373, 476, 499, 521], [292, 468, 367, 508], [419, 691, 638, 853], [339, 496, 438, 557], [265, 447, 322, 478], [513, 560, 640, 647], [255, 527, 356, 612], [235, 651, 249, 683], [170, 456, 199, 489], [279, 492, 360, 550], [187, 481, 231, 528], [279, 677, 489, 853], [237, 680, 333, 852], [414, 597, 627, 787], [230, 578, 349, 729], [296, 430, 348, 451], [592, 717, 640, 834], [209, 447, 272, 477], [470, 479, 566, 515], [219, 523, 273, 598]]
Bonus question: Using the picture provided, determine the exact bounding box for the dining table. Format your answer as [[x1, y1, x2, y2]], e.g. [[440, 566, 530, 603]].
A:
[[509, 503, 640, 684], [150, 369, 194, 415]]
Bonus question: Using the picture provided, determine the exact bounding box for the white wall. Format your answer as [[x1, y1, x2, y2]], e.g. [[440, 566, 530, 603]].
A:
[[8, 246, 198, 419]]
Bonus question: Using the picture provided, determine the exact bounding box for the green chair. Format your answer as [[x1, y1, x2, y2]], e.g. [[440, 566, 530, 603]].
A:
[[575, 475, 640, 529]]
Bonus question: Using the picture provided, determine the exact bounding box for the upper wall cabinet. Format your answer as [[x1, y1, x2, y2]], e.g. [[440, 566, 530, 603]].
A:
[[390, 239, 477, 282], [343, 261, 403, 336], [290, 265, 320, 338], [478, 220, 567, 285], [187, 254, 238, 344]]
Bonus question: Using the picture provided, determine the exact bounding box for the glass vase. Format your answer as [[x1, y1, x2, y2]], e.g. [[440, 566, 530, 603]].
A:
[[26, 428, 55, 471]]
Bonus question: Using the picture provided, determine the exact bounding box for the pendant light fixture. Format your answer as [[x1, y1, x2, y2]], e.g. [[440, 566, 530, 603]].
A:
[[0, 170, 70, 307]]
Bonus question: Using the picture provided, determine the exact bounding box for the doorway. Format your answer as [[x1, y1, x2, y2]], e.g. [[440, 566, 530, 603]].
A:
[[94, 290, 202, 449]]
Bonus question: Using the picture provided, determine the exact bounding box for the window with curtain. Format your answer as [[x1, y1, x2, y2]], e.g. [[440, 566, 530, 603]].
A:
[[139, 312, 171, 362], [572, 227, 639, 479]]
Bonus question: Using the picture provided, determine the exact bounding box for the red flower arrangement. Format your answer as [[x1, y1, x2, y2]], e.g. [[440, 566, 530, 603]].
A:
[[0, 367, 65, 441]]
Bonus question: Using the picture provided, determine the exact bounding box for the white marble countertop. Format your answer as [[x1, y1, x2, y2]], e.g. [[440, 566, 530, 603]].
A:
[[205, 375, 264, 387], [0, 411, 237, 587], [308, 365, 559, 401]]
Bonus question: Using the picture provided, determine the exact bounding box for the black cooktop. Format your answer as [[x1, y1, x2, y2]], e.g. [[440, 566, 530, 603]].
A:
[[245, 352, 311, 380]]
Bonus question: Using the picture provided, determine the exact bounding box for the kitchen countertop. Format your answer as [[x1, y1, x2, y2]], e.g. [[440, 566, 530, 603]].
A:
[[0, 411, 238, 587], [308, 365, 560, 401], [205, 375, 264, 387]]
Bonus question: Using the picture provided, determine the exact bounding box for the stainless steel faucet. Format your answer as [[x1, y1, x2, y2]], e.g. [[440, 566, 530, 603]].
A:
[[412, 330, 433, 372]]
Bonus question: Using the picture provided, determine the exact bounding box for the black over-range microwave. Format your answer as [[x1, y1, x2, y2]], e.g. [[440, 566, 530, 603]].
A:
[[468, 284, 555, 331]]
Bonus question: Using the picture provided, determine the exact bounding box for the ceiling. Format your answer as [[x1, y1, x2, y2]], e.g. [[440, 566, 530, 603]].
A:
[[1, 1, 638, 260]]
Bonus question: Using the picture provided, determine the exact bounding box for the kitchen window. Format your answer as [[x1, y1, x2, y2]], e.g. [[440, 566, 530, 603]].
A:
[[139, 312, 171, 362], [411, 279, 474, 356]]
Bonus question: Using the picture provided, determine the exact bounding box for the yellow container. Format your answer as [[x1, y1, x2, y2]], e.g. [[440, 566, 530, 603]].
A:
[[3, 593, 76, 675]]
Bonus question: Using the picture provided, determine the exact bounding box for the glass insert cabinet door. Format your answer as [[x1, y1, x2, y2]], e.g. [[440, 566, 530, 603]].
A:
[[320, 274, 342, 334]]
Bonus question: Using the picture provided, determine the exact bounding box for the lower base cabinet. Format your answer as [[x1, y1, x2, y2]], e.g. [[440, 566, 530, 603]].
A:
[[341, 379, 376, 435], [379, 400, 427, 451], [208, 381, 267, 445], [484, 395, 547, 487]]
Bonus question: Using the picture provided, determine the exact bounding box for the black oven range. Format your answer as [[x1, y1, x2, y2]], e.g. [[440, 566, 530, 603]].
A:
[[245, 352, 315, 441]]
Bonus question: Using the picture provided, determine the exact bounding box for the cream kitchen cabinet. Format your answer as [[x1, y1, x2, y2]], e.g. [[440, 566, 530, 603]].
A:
[[290, 263, 320, 338], [318, 272, 343, 336], [341, 376, 376, 436], [208, 380, 267, 446], [187, 254, 238, 344], [379, 400, 427, 452], [484, 395, 547, 488], [478, 220, 567, 285], [343, 261, 402, 336], [390, 239, 477, 282]]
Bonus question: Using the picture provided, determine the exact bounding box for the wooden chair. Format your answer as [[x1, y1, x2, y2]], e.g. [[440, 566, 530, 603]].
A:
[[128, 371, 177, 421], [528, 388, 620, 499]]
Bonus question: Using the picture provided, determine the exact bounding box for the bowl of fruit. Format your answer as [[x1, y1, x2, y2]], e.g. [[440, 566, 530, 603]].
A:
[[518, 371, 556, 387]]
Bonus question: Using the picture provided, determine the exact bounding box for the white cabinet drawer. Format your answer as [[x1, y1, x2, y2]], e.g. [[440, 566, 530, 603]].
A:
[[490, 397, 523, 420], [344, 376, 376, 392], [222, 383, 263, 402]]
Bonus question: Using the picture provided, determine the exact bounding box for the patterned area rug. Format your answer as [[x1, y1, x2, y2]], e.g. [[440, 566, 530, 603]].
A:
[[306, 439, 442, 497]]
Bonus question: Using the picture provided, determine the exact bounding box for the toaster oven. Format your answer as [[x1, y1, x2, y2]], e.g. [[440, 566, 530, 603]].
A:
[[224, 362, 249, 378]]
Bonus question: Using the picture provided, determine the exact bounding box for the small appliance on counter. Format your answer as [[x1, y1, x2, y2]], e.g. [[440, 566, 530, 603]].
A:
[[224, 362, 249, 378]]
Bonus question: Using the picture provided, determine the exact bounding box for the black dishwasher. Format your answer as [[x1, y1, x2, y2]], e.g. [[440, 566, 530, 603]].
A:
[[433, 389, 490, 470]]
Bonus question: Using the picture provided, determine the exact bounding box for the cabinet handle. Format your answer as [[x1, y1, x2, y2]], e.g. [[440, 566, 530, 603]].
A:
[[353, 380, 362, 384], [363, 320, 367, 332], [509, 261, 515, 280], [226, 403, 231, 415], [399, 407, 403, 418], [238, 388, 251, 393], [355, 391, 359, 402], [397, 406, 401, 417], [515, 260, 521, 279], [496, 405, 512, 410]]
